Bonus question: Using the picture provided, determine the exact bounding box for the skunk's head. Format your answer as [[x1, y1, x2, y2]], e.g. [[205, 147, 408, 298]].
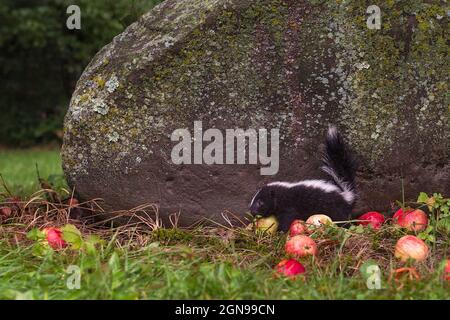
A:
[[249, 186, 277, 217]]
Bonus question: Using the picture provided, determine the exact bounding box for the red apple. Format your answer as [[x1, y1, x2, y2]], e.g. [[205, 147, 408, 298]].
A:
[[393, 208, 428, 232], [285, 235, 318, 257], [357, 211, 385, 229], [0, 206, 12, 218], [43, 227, 67, 250], [275, 259, 306, 278], [444, 259, 450, 282], [394, 235, 429, 262], [289, 220, 307, 237], [393, 207, 409, 220]]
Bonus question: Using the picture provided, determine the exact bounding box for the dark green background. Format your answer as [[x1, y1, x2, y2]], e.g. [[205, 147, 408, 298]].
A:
[[0, 0, 163, 147]]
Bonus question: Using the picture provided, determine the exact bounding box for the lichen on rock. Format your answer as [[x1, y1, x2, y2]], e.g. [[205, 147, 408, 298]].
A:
[[62, 0, 449, 226]]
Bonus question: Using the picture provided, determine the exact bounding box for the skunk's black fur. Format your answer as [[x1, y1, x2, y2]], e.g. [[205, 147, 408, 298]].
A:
[[249, 126, 358, 232]]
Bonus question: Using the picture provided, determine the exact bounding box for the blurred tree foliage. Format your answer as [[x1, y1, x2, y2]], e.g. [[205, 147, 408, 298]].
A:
[[0, 0, 163, 147]]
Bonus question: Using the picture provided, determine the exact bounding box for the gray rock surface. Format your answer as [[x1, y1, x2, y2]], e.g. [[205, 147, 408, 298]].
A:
[[62, 0, 449, 226]]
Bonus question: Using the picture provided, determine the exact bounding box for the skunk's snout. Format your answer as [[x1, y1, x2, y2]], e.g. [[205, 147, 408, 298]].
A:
[[249, 198, 270, 217], [249, 200, 259, 216]]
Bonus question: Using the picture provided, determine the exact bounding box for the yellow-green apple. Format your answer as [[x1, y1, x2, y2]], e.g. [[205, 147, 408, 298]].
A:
[[254, 216, 279, 234]]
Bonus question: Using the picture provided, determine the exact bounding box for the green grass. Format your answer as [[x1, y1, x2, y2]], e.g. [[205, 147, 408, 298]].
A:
[[0, 149, 66, 196], [0, 149, 448, 300], [0, 229, 448, 300]]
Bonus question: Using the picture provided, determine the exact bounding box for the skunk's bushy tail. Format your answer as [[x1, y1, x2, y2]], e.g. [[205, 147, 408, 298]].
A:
[[321, 126, 358, 205]]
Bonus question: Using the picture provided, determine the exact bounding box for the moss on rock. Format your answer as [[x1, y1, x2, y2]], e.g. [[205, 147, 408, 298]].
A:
[[62, 0, 449, 224]]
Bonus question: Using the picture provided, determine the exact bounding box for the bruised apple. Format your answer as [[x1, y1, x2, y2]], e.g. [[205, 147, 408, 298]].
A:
[[43, 227, 67, 250], [285, 235, 318, 257], [394, 235, 429, 262], [357, 211, 385, 229], [393, 208, 428, 232], [305, 214, 333, 232], [275, 259, 306, 278], [289, 220, 307, 237], [254, 216, 279, 234]]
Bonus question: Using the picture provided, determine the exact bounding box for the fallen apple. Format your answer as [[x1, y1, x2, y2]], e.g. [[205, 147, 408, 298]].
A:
[[275, 259, 306, 278], [393, 208, 428, 232], [43, 227, 67, 250], [285, 235, 318, 257], [0, 206, 12, 218], [67, 198, 80, 207], [289, 219, 307, 237], [0, 206, 12, 223], [305, 214, 333, 232], [357, 211, 385, 229], [393, 207, 409, 220], [2, 197, 21, 214], [444, 259, 450, 282], [394, 235, 429, 262], [254, 216, 279, 234]]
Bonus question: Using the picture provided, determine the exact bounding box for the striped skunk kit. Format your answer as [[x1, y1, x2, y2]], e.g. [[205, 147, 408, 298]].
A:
[[249, 127, 357, 231]]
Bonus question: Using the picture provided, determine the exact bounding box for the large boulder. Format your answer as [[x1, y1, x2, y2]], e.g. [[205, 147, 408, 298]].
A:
[[62, 0, 449, 226]]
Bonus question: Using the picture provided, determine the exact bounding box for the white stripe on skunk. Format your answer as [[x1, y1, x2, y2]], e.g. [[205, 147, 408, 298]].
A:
[[267, 179, 354, 204]]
